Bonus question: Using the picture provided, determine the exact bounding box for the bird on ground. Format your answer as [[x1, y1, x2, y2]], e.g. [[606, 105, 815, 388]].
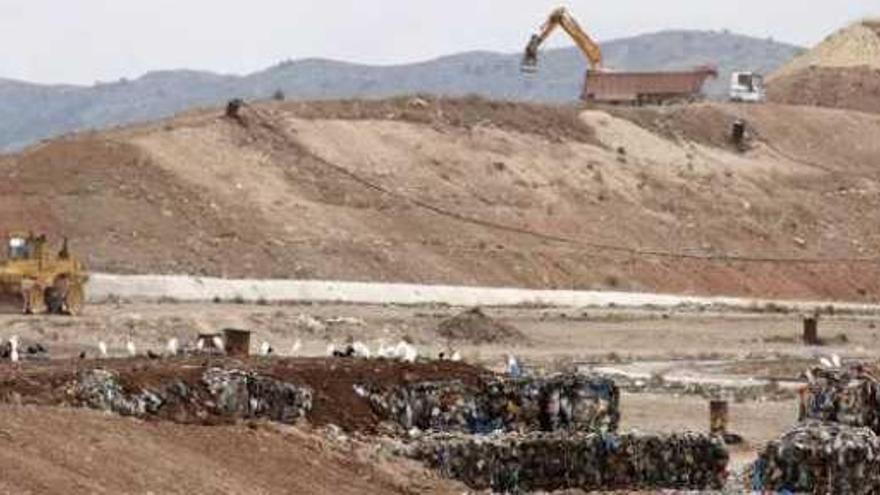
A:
[[9, 336, 19, 363], [820, 357, 833, 369], [290, 339, 302, 356], [326, 343, 337, 357], [260, 341, 274, 357], [212, 336, 225, 353], [375, 340, 394, 359], [507, 355, 522, 377], [831, 354, 842, 368], [352, 341, 371, 359], [147, 350, 161, 360], [805, 369, 815, 383], [167, 338, 179, 356], [450, 351, 462, 362], [98, 341, 108, 359], [395, 341, 417, 363], [126, 340, 137, 357], [196, 338, 205, 352], [26, 343, 46, 355], [78, 351, 87, 360]]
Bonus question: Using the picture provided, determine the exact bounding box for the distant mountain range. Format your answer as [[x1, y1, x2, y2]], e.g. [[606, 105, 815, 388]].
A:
[[0, 30, 802, 151]]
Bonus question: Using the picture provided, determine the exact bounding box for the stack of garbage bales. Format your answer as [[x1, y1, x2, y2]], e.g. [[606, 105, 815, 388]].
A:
[[363, 373, 619, 434], [750, 421, 880, 494], [799, 364, 880, 433], [412, 431, 728, 492]]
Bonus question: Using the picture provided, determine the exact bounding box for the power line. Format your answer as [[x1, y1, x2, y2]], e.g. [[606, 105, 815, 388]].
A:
[[252, 108, 880, 266]]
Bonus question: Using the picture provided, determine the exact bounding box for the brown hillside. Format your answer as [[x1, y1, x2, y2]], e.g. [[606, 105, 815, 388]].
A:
[[4, 97, 880, 300]]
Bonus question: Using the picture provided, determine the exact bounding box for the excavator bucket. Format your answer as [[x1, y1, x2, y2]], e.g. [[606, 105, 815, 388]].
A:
[[521, 35, 541, 73]]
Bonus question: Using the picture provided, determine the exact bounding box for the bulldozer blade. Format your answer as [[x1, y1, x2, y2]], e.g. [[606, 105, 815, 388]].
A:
[[0, 291, 26, 315]]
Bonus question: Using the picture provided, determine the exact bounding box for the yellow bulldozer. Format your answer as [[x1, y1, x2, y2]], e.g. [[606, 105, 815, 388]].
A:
[[0, 233, 87, 315]]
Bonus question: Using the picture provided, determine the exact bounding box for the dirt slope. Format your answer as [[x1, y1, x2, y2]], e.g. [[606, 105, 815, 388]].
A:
[[0, 405, 460, 495], [3, 96, 880, 300], [768, 20, 880, 112]]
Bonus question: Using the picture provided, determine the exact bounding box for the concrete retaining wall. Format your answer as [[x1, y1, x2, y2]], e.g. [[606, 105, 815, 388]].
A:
[[87, 273, 880, 312]]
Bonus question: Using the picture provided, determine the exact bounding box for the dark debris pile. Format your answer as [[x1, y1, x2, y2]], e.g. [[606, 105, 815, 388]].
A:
[[364, 373, 619, 435], [411, 431, 728, 493], [799, 364, 880, 433], [750, 421, 880, 494], [71, 367, 312, 424]]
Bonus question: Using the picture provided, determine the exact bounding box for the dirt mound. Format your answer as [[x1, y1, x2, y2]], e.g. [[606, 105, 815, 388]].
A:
[[771, 20, 880, 80], [0, 405, 460, 495], [768, 66, 880, 113], [279, 95, 597, 145], [436, 307, 526, 344], [768, 20, 880, 112]]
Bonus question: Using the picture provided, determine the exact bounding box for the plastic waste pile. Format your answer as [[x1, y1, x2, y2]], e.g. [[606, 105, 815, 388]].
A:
[[411, 431, 728, 492], [364, 373, 619, 434], [750, 420, 880, 494]]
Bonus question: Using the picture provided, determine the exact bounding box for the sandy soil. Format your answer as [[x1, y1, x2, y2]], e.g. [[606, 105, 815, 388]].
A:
[[767, 20, 880, 113], [3, 301, 874, 364], [0, 405, 462, 495]]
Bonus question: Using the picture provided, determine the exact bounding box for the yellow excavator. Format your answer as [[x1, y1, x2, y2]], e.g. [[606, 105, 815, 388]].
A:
[[523, 7, 717, 105], [0, 233, 87, 315], [522, 7, 603, 73]]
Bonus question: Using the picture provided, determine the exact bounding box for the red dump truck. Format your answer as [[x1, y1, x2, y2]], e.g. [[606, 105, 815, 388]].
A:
[[523, 8, 718, 105], [581, 67, 719, 105]]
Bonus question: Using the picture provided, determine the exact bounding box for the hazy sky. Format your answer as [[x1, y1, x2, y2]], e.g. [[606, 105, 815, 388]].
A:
[[0, 0, 875, 85]]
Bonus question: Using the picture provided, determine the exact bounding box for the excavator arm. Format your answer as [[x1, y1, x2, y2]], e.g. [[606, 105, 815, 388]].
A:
[[522, 7, 603, 73]]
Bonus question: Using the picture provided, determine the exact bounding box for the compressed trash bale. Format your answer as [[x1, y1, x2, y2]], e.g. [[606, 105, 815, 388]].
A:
[[72, 369, 164, 416], [412, 431, 728, 492], [799, 364, 880, 434], [750, 421, 880, 494], [201, 368, 313, 422], [70, 367, 312, 424], [363, 373, 619, 434]]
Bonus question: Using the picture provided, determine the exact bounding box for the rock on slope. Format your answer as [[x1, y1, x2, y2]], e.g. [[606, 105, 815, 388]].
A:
[[768, 20, 880, 112], [3, 96, 880, 300]]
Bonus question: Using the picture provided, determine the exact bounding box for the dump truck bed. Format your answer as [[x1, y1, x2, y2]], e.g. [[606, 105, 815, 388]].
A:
[[582, 68, 717, 105]]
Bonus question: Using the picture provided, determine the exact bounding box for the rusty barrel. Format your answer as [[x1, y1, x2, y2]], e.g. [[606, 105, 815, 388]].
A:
[[803, 316, 820, 346], [709, 400, 729, 436], [223, 328, 251, 357]]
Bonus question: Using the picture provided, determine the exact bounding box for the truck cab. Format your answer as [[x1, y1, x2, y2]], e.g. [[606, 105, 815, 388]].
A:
[[729, 72, 765, 103]]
